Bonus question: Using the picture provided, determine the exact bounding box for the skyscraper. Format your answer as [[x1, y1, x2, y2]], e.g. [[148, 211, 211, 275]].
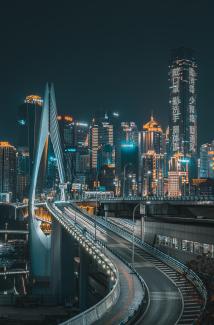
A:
[[0, 142, 17, 201], [58, 116, 89, 188], [139, 116, 165, 196], [140, 115, 163, 154], [17, 95, 43, 177], [57, 115, 75, 183], [199, 141, 214, 179], [17, 147, 29, 200], [120, 122, 139, 196], [89, 118, 99, 172], [88, 112, 121, 192], [89, 114, 115, 171], [168, 153, 190, 197], [169, 47, 197, 159], [17, 95, 45, 194]]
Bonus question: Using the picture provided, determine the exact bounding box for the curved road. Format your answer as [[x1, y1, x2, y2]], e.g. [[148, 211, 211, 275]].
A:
[[47, 203, 144, 325], [62, 204, 183, 325]]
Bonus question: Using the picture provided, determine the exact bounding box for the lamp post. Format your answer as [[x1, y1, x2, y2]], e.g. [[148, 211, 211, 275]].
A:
[[132, 203, 140, 266], [147, 170, 152, 196], [123, 163, 131, 199], [94, 170, 99, 241]]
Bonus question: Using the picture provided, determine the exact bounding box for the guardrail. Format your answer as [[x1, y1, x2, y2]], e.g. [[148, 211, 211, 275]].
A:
[[99, 216, 207, 320], [61, 278, 120, 325], [60, 204, 147, 325], [82, 234, 147, 325], [77, 195, 214, 202], [71, 203, 207, 321], [106, 246, 148, 324], [46, 202, 121, 325]]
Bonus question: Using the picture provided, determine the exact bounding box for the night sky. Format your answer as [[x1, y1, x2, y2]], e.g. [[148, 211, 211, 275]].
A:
[[0, 0, 214, 146]]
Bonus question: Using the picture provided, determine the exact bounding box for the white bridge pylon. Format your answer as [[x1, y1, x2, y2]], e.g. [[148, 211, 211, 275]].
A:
[[29, 82, 67, 211]]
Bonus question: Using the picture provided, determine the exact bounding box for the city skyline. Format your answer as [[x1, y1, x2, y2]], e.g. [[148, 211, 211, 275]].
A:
[[0, 1, 214, 146], [0, 3, 214, 324]]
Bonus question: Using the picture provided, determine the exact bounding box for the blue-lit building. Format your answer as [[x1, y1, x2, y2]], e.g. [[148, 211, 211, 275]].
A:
[[199, 141, 214, 179], [17, 95, 45, 196], [120, 141, 138, 196], [58, 115, 90, 193]]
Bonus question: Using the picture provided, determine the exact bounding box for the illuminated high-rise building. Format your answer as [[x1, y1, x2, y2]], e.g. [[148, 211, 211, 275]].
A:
[[58, 115, 74, 147], [141, 115, 163, 154], [88, 112, 121, 191], [89, 119, 99, 171], [74, 121, 89, 149], [17, 147, 29, 200], [121, 122, 138, 146], [58, 116, 89, 185], [89, 114, 115, 171], [120, 141, 138, 196], [0, 142, 17, 201], [199, 141, 214, 179], [57, 115, 75, 183], [140, 116, 165, 196], [17, 95, 45, 194], [168, 153, 190, 197], [17, 95, 43, 176], [169, 48, 197, 158], [141, 151, 165, 196]]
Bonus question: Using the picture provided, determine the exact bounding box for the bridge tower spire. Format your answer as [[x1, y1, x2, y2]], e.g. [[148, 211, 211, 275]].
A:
[[29, 82, 66, 210]]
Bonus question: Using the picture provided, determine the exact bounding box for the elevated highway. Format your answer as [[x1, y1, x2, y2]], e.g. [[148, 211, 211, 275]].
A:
[[46, 202, 145, 325], [56, 201, 207, 325], [78, 195, 214, 206]]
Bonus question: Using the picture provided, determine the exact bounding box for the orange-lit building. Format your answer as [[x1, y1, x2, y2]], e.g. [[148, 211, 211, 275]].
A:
[[141, 115, 163, 154], [168, 153, 190, 197], [140, 116, 165, 196], [0, 142, 17, 201]]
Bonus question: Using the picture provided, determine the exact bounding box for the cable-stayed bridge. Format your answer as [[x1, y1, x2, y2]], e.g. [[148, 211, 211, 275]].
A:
[[17, 83, 207, 324]]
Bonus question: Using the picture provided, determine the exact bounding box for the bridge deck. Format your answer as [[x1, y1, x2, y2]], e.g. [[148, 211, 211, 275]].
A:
[[104, 229, 182, 324], [47, 202, 145, 325], [94, 251, 144, 325], [61, 204, 186, 325]]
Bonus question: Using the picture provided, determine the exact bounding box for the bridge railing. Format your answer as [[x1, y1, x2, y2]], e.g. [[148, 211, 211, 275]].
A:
[[46, 202, 121, 325], [71, 203, 207, 320], [76, 195, 214, 202], [62, 202, 149, 325], [60, 276, 120, 325], [98, 216, 207, 318]]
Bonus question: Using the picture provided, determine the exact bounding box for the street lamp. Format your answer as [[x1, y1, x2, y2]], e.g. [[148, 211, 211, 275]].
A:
[[132, 203, 140, 266], [123, 163, 132, 199], [94, 170, 99, 241], [147, 170, 152, 196]]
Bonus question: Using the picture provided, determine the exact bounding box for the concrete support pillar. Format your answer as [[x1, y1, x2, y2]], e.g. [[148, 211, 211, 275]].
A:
[[51, 219, 61, 299], [51, 220, 76, 304], [60, 227, 76, 304], [29, 217, 51, 278], [79, 246, 90, 311]]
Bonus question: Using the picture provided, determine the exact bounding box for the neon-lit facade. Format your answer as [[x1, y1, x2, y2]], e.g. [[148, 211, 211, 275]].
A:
[[140, 116, 165, 196], [199, 141, 214, 179], [168, 153, 190, 197], [169, 48, 197, 157], [0, 142, 17, 201], [24, 95, 43, 106]]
